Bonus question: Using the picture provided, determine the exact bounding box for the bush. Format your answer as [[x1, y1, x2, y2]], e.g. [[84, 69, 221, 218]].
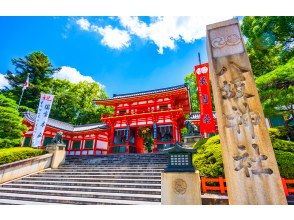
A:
[[275, 150, 294, 179], [0, 147, 47, 166], [268, 127, 288, 140], [193, 138, 208, 149], [272, 138, 294, 153], [193, 132, 294, 178], [192, 135, 224, 177]]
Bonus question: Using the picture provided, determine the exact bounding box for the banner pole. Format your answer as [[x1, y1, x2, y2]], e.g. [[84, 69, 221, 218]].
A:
[[198, 52, 202, 65], [17, 88, 25, 111]]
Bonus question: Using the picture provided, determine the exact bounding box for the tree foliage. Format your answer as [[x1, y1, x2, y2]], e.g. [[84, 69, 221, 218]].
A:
[[1, 51, 113, 125], [256, 57, 294, 132], [50, 79, 113, 125], [241, 16, 294, 76], [3, 51, 56, 110], [0, 94, 27, 148], [184, 72, 199, 112]]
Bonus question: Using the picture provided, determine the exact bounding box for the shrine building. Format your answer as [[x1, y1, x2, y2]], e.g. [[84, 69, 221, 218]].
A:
[[94, 84, 191, 154], [22, 84, 193, 155]]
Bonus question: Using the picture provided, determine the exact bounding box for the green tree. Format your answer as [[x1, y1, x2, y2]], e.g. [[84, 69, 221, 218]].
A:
[[241, 16, 294, 76], [184, 72, 199, 112], [4, 51, 56, 110], [50, 79, 113, 125], [256, 57, 294, 134], [0, 94, 27, 148]]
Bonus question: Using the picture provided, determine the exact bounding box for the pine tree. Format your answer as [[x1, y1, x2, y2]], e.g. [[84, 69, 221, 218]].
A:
[[4, 51, 56, 111]]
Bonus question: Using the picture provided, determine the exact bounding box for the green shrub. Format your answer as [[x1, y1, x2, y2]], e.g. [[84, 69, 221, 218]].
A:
[[193, 133, 294, 178], [268, 127, 288, 140], [193, 138, 208, 149], [272, 138, 294, 153], [192, 135, 224, 177], [275, 150, 294, 179], [0, 147, 47, 166]]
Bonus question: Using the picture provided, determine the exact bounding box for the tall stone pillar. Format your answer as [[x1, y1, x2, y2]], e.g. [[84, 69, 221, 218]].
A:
[[206, 18, 287, 205]]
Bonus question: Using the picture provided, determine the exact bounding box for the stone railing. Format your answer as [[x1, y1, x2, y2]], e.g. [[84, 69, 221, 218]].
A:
[[0, 153, 53, 184], [0, 144, 66, 184]]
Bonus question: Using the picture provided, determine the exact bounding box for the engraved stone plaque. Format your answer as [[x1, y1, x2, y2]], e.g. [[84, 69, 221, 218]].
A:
[[173, 178, 187, 195], [209, 24, 244, 58]]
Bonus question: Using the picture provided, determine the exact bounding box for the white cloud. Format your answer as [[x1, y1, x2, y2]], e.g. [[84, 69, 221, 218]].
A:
[[0, 73, 9, 89], [76, 18, 131, 50], [93, 25, 130, 49], [76, 18, 91, 31], [119, 16, 233, 54], [53, 66, 95, 83], [75, 16, 233, 54]]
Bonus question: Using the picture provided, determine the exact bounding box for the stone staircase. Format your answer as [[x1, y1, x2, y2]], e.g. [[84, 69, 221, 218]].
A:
[[0, 153, 168, 205]]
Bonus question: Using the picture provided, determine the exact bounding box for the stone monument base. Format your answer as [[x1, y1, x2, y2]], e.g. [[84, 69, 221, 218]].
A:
[[161, 171, 202, 205], [46, 144, 66, 169]]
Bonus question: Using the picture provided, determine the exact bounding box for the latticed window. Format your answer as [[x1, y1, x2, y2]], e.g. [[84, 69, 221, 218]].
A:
[[112, 146, 126, 153], [84, 140, 94, 149], [113, 129, 127, 144], [23, 137, 31, 146], [43, 137, 53, 146], [72, 141, 81, 150], [157, 125, 173, 142], [63, 139, 69, 150]]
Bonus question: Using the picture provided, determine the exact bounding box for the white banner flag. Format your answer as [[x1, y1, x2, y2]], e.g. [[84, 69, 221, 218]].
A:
[[31, 93, 54, 147]]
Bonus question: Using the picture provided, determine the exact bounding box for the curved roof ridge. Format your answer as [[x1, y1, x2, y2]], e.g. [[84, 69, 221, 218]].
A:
[[23, 111, 108, 132], [113, 84, 187, 98]]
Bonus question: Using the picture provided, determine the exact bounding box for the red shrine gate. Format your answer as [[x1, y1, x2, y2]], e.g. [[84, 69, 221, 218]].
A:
[[94, 84, 191, 154]]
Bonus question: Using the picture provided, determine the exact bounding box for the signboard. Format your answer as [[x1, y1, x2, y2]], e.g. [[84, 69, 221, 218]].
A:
[[194, 63, 216, 135], [31, 93, 54, 147]]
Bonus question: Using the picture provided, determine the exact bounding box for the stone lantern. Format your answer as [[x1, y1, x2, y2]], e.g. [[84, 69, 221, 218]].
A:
[[161, 142, 202, 205], [163, 142, 196, 172]]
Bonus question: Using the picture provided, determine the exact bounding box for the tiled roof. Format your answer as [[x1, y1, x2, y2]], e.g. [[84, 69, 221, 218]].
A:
[[24, 112, 108, 132], [96, 84, 188, 101], [188, 112, 217, 120]]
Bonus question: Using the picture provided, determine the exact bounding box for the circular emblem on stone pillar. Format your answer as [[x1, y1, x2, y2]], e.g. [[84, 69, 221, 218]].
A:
[[173, 178, 187, 195]]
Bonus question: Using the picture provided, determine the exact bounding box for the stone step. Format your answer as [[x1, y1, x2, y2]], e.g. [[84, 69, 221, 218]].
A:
[[60, 164, 167, 169], [12, 180, 161, 189], [0, 188, 161, 202], [45, 171, 164, 175], [37, 172, 162, 176], [0, 198, 63, 205], [31, 174, 161, 179], [0, 192, 160, 205], [64, 162, 166, 163], [54, 167, 164, 172], [1, 183, 161, 195], [20, 177, 161, 184]]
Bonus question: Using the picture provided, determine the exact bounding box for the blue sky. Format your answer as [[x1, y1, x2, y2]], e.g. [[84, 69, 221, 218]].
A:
[[0, 16, 234, 96]]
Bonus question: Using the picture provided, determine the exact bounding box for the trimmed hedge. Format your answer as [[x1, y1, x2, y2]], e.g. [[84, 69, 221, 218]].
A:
[[192, 131, 294, 178], [0, 147, 47, 166]]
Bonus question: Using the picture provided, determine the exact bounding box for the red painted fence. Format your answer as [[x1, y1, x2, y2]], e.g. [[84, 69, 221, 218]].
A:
[[201, 177, 294, 196]]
